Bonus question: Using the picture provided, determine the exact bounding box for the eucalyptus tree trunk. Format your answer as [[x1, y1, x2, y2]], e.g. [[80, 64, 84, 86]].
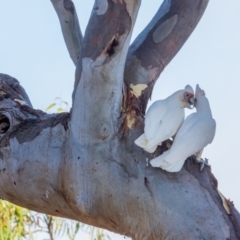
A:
[[0, 0, 240, 239]]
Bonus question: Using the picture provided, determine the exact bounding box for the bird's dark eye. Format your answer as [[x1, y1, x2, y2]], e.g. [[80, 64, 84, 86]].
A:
[[184, 93, 189, 100]]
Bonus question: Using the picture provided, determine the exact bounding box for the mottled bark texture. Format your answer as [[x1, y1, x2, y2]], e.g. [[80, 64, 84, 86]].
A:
[[1, 1, 240, 240], [124, 0, 209, 116]]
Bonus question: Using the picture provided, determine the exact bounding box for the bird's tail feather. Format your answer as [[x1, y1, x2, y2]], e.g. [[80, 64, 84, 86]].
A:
[[161, 159, 185, 172], [150, 150, 169, 167], [134, 134, 147, 148], [151, 152, 185, 172], [135, 134, 158, 153]]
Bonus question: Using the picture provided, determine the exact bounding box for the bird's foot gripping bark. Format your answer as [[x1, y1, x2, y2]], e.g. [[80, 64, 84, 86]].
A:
[[164, 139, 173, 149], [196, 158, 211, 171]]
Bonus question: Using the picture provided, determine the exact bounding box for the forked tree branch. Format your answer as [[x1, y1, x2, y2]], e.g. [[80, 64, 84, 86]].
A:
[[71, 0, 141, 142], [0, 74, 239, 239], [124, 0, 209, 114], [1, 2, 240, 239], [51, 0, 83, 66]]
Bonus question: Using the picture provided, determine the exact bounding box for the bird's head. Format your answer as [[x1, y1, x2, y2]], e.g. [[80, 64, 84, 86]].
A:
[[195, 84, 206, 98], [193, 84, 206, 107], [180, 85, 195, 109]]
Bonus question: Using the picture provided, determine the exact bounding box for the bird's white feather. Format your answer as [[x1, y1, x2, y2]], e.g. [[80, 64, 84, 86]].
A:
[[134, 87, 193, 153], [150, 85, 216, 172]]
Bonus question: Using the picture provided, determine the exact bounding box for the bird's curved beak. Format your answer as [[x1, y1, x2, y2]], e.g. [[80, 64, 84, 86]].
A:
[[187, 95, 196, 109]]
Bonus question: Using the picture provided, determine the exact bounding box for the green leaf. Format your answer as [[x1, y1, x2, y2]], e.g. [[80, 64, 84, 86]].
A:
[[46, 103, 56, 111]]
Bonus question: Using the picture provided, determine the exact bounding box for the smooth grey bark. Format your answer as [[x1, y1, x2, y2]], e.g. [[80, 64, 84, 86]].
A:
[[51, 0, 83, 66], [0, 1, 240, 240]]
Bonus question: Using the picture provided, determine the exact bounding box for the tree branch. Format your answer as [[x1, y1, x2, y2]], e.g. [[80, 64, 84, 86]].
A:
[[51, 0, 83, 66], [72, 0, 141, 143], [124, 0, 209, 115], [1, 2, 240, 239], [0, 74, 72, 217], [0, 74, 33, 108], [0, 74, 240, 239]]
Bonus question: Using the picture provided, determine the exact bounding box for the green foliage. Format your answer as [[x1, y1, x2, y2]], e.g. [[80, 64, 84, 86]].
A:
[[0, 200, 32, 240], [88, 227, 112, 240], [46, 98, 69, 113], [0, 200, 110, 240]]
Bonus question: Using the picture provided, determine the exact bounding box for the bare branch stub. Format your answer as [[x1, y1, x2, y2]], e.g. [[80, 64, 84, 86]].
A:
[[0, 74, 70, 145], [124, 0, 209, 116]]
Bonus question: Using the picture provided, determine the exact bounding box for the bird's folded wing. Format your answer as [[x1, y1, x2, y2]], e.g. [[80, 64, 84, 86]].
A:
[[144, 101, 166, 140], [164, 117, 216, 166]]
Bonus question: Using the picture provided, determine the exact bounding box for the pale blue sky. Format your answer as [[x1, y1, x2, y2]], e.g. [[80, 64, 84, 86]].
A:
[[1, 0, 240, 239]]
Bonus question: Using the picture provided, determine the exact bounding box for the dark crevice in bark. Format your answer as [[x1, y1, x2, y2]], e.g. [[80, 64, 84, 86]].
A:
[[144, 177, 153, 197], [0, 113, 69, 146], [0, 114, 10, 134], [106, 37, 119, 56]]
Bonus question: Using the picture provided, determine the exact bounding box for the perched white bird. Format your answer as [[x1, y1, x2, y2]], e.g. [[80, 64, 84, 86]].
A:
[[135, 85, 195, 153], [150, 84, 216, 172]]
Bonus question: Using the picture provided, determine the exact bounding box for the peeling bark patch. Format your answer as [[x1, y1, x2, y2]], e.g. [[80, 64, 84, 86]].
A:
[[126, 110, 136, 129], [124, 80, 154, 120], [95, 0, 108, 15], [83, 0, 131, 61], [217, 189, 231, 214], [153, 15, 178, 43], [128, 0, 209, 75], [130, 84, 148, 98]]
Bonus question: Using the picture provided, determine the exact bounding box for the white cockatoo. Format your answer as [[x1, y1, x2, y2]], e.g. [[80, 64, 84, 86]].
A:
[[150, 84, 216, 172], [134, 85, 195, 153]]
